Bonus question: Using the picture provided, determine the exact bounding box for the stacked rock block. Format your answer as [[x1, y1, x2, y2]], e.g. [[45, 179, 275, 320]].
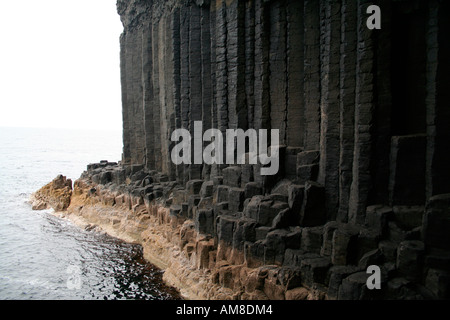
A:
[[112, 0, 450, 299]]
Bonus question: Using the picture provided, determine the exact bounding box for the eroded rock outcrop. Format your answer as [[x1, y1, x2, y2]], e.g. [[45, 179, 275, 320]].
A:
[[31, 175, 72, 211]]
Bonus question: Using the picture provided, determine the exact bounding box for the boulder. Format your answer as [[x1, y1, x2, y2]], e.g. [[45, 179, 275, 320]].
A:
[[31, 175, 72, 211]]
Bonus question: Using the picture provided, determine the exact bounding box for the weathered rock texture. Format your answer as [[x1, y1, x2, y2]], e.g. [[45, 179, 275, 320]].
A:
[[37, 0, 450, 300], [31, 175, 72, 211], [113, 0, 449, 299], [117, 0, 450, 217]]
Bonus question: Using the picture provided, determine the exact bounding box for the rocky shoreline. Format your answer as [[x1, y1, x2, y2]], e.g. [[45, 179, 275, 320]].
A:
[[27, 0, 450, 300], [102, 0, 450, 300], [31, 161, 450, 300]]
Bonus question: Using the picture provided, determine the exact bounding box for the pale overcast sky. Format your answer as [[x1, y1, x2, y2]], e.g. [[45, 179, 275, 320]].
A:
[[0, 0, 123, 131]]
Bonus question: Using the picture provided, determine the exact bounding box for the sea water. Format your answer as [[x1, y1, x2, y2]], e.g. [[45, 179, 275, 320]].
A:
[[0, 127, 180, 300]]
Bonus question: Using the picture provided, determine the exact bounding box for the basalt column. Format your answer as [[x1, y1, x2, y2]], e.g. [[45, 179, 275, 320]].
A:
[[123, 28, 146, 166], [268, 0, 288, 146], [151, 19, 163, 173], [286, 0, 304, 149], [201, 5, 212, 179], [142, 23, 156, 171], [426, 0, 450, 198], [188, 4, 203, 180], [171, 9, 183, 182], [253, 0, 270, 133], [120, 32, 130, 165], [302, 0, 321, 152], [348, 0, 376, 225], [318, 0, 341, 221], [214, 0, 229, 171], [337, 0, 356, 223]]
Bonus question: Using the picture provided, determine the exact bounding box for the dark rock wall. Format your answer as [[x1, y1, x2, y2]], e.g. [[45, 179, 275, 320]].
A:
[[117, 0, 449, 217], [113, 0, 450, 298]]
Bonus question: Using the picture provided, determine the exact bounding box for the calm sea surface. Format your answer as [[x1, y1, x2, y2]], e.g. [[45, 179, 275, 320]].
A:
[[0, 127, 180, 300]]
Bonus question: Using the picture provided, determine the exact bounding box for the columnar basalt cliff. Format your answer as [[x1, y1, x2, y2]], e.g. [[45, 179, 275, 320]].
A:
[[49, 0, 450, 300]]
